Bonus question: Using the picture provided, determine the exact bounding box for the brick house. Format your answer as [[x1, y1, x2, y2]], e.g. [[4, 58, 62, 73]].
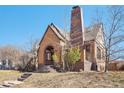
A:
[[38, 6, 105, 72], [108, 61, 124, 71]]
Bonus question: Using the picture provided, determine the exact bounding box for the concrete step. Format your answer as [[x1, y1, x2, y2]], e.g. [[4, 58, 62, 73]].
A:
[[23, 72, 32, 75], [1, 80, 23, 88], [7, 80, 23, 85], [23, 73, 32, 75], [0, 85, 7, 88], [2, 83, 13, 87], [21, 74, 31, 78], [17, 77, 26, 81], [18, 72, 32, 81]]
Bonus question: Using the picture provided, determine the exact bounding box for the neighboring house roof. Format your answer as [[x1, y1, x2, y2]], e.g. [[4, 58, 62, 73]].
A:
[[111, 60, 124, 63]]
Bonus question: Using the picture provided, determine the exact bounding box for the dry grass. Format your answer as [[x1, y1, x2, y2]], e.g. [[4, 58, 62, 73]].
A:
[[107, 72, 124, 86], [16, 71, 124, 88], [0, 70, 123, 88], [0, 70, 22, 84]]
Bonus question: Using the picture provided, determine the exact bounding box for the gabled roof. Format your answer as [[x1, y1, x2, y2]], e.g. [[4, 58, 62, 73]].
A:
[[39, 23, 69, 45], [39, 23, 103, 46], [84, 23, 103, 41], [50, 23, 70, 41]]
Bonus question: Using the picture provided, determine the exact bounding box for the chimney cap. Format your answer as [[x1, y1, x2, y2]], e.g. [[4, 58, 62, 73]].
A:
[[72, 6, 80, 9]]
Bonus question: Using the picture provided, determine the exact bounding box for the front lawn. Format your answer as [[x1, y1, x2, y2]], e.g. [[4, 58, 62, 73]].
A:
[[0, 70, 22, 84], [0, 70, 124, 88], [16, 71, 124, 88]]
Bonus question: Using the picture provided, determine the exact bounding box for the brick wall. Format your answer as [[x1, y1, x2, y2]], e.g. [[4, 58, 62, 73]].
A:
[[73, 61, 84, 71], [38, 26, 62, 67]]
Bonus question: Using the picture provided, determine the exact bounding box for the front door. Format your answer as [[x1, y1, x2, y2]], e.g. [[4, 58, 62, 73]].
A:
[[45, 46, 54, 65]]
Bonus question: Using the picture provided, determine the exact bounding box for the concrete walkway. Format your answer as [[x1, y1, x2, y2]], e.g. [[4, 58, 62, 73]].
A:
[[0, 72, 32, 88]]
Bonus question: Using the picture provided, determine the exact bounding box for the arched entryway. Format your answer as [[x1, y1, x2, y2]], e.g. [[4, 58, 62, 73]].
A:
[[44, 46, 54, 65]]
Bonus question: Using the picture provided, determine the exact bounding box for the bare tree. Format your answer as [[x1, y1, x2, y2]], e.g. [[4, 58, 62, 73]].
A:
[[22, 37, 40, 71], [93, 6, 124, 72], [0, 45, 23, 67], [104, 6, 124, 72]]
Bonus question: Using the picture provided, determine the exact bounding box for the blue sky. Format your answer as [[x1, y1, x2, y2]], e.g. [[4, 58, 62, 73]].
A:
[[0, 5, 106, 48]]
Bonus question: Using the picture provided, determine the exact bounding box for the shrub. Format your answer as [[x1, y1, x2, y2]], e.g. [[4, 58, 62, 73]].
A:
[[52, 53, 59, 62], [65, 46, 81, 71]]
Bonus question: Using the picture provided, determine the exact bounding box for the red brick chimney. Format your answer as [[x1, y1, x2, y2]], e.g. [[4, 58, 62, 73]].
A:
[[70, 6, 84, 48]]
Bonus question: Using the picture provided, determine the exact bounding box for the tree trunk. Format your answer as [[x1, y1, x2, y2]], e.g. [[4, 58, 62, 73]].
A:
[[105, 48, 109, 72], [105, 57, 109, 72], [105, 61, 108, 72]]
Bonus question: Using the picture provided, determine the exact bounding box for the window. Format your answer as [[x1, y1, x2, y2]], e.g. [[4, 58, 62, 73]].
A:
[[85, 45, 91, 61], [102, 51, 105, 59], [86, 45, 90, 52], [97, 47, 101, 59]]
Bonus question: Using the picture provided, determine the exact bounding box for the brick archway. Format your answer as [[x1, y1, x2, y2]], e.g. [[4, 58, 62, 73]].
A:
[[44, 46, 54, 65]]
